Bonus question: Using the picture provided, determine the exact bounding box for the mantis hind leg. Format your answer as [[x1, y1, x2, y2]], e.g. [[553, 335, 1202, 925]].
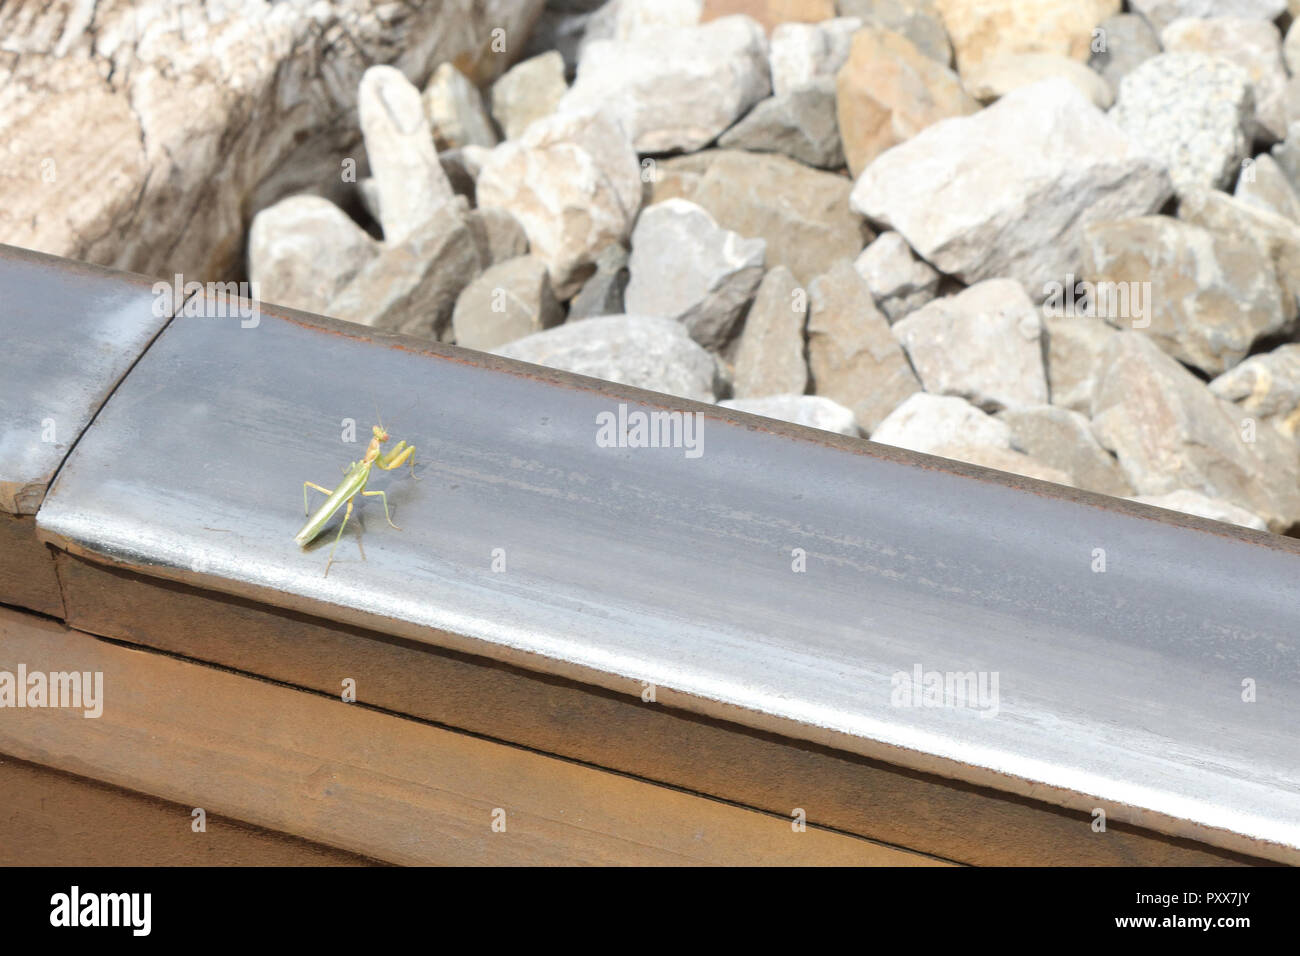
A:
[[303, 481, 334, 516], [324, 498, 363, 577], [361, 489, 400, 530]]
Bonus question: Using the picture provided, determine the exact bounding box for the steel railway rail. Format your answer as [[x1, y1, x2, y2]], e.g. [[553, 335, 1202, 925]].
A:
[[1, 242, 1297, 865]]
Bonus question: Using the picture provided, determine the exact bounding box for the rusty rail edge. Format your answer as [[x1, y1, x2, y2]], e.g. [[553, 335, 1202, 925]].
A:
[[2, 244, 1297, 863]]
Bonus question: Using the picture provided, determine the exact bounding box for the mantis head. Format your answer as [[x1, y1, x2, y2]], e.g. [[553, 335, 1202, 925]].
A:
[[372, 424, 390, 443]]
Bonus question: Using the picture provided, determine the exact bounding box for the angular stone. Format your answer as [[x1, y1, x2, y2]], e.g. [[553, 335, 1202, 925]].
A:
[[1128, 0, 1286, 34], [853, 231, 940, 322], [247, 195, 379, 316], [1208, 343, 1300, 437], [657, 150, 871, 286], [835, 0, 952, 65], [560, 15, 771, 153], [327, 198, 481, 339], [422, 62, 498, 151], [701, 0, 837, 32], [1090, 331, 1300, 532], [477, 110, 641, 298], [0, 0, 543, 281], [451, 256, 563, 351], [717, 80, 844, 169], [1109, 53, 1254, 193], [1271, 122, 1300, 189], [568, 245, 631, 321], [836, 25, 978, 177], [559, 113, 646, 225], [851, 79, 1171, 292], [493, 315, 722, 403], [1041, 313, 1120, 413], [935, 0, 1120, 74], [807, 260, 921, 432], [358, 65, 456, 245], [769, 18, 864, 96], [720, 395, 859, 435], [732, 266, 810, 397], [647, 152, 720, 204], [466, 206, 530, 268], [525, 6, 598, 78], [1285, 75, 1300, 129], [892, 279, 1049, 412], [1080, 215, 1289, 376], [1089, 13, 1161, 98], [489, 51, 568, 141], [1160, 16, 1288, 142], [1128, 489, 1268, 531], [1235, 154, 1300, 224], [357, 177, 382, 226], [870, 392, 1015, 450], [1177, 186, 1300, 318], [625, 199, 766, 349], [437, 149, 480, 202], [1286, 18, 1300, 75], [927, 443, 1075, 485], [457, 144, 493, 182], [580, 0, 704, 56], [962, 53, 1114, 108], [997, 405, 1133, 496]]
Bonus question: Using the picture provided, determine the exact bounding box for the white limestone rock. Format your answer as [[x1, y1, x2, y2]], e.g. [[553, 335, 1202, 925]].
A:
[[422, 62, 498, 150], [451, 255, 563, 351], [493, 315, 722, 403], [852, 231, 940, 322], [769, 17, 863, 96], [732, 266, 810, 398], [625, 199, 766, 350], [358, 65, 456, 245], [1091, 331, 1300, 533], [850, 79, 1171, 292], [477, 110, 641, 299], [247, 195, 379, 315], [891, 279, 1050, 412], [559, 15, 771, 153], [1160, 17, 1288, 142], [1108, 52, 1254, 192], [1080, 215, 1290, 376], [1128, 0, 1285, 34], [719, 395, 859, 436], [1128, 489, 1269, 531], [869, 392, 1015, 450], [997, 405, 1133, 496], [807, 260, 921, 433], [489, 51, 568, 141]]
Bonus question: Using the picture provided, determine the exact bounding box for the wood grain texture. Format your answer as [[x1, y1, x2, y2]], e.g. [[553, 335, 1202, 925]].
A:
[[0, 513, 62, 617], [0, 606, 941, 866], [53, 553, 1260, 866], [0, 755, 375, 865]]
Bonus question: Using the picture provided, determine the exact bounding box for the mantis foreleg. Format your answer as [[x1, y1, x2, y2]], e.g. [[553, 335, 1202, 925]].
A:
[[376, 441, 419, 479]]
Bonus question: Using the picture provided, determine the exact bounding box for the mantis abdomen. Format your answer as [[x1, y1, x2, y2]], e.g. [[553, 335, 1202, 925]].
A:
[[296, 462, 369, 547]]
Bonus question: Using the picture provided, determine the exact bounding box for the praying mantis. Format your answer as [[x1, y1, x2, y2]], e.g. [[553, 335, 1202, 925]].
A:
[[295, 419, 418, 576]]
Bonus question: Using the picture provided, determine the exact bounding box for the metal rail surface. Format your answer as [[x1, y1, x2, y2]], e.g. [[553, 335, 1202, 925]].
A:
[[11, 264, 1295, 865], [0, 246, 173, 513], [0, 245, 178, 616]]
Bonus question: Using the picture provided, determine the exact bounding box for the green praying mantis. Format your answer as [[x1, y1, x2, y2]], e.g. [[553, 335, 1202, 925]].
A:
[[295, 417, 419, 576]]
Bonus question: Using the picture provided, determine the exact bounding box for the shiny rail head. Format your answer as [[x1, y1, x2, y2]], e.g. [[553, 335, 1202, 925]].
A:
[[30, 289, 1300, 863], [0, 244, 175, 514]]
